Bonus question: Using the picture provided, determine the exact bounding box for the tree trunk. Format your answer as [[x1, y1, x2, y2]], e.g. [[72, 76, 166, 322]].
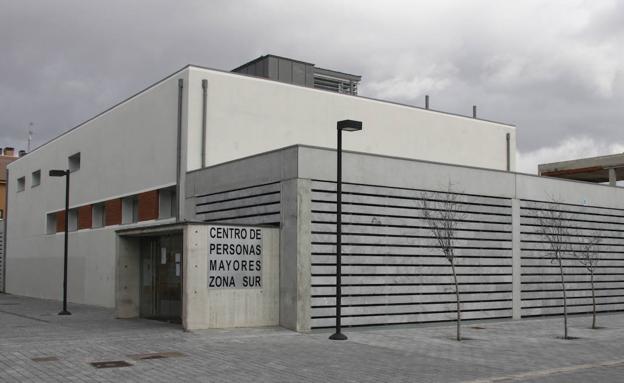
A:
[[558, 258, 568, 339], [591, 268, 597, 329], [451, 260, 461, 341]]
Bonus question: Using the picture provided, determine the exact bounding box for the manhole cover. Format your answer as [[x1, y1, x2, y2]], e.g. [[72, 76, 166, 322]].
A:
[[129, 351, 185, 360], [32, 356, 59, 362], [90, 361, 133, 369]]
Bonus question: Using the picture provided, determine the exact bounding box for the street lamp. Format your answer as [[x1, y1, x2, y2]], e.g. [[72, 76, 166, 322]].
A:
[[330, 119, 363, 341], [49, 169, 71, 316]]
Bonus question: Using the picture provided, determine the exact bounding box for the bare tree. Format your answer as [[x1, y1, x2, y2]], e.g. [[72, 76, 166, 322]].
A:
[[533, 199, 574, 339], [574, 230, 603, 329], [420, 183, 465, 341]]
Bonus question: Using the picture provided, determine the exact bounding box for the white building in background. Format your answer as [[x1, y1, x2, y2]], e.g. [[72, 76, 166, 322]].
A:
[[14, 55, 609, 333]]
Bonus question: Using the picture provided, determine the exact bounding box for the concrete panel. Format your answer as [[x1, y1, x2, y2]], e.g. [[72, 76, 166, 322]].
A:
[[311, 309, 512, 328], [312, 283, 512, 296], [516, 173, 624, 210], [183, 224, 279, 330], [185, 146, 298, 200], [6, 227, 117, 307], [299, 147, 517, 197], [201, 214, 281, 226], [279, 179, 312, 331], [313, 292, 512, 306], [116, 236, 140, 318], [312, 255, 512, 266]]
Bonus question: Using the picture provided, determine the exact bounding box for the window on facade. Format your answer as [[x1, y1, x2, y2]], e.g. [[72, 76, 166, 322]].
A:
[[31, 170, 41, 187], [17, 176, 25, 192], [122, 195, 139, 224], [0, 209, 4, 219], [92, 203, 106, 228], [68, 152, 81, 172], [68, 209, 78, 232], [46, 213, 57, 234], [158, 186, 177, 219]]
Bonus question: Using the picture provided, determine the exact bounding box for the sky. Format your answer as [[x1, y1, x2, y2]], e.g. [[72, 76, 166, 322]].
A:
[[1, 0, 623, 173]]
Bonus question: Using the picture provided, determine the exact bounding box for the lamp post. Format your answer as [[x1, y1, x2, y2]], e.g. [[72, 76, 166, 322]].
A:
[[330, 119, 362, 341], [49, 169, 71, 316]]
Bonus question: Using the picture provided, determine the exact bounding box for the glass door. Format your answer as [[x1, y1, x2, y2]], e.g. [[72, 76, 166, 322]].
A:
[[139, 234, 183, 323]]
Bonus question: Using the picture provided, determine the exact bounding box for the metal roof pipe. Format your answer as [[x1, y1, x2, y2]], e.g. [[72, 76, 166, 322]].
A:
[[473, 105, 477, 118], [506, 133, 511, 171], [201, 79, 208, 168], [425, 95, 429, 109]]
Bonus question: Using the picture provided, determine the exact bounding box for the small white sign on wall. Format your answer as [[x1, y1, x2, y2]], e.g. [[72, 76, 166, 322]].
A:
[[207, 225, 262, 289]]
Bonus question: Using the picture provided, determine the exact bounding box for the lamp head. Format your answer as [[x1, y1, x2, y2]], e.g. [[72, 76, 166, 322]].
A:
[[49, 169, 67, 177], [337, 119, 363, 132]]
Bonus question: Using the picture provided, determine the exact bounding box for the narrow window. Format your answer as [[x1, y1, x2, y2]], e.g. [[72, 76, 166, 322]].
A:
[[68, 152, 81, 172], [158, 186, 177, 219], [32, 170, 41, 187], [122, 195, 139, 224], [68, 209, 78, 232], [17, 176, 25, 192], [92, 203, 106, 228], [46, 213, 57, 234]]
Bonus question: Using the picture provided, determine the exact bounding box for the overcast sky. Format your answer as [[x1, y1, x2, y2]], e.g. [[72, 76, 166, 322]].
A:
[[2, 0, 623, 173]]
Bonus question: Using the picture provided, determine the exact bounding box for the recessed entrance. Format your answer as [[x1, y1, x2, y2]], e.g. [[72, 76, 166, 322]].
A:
[[139, 234, 183, 323]]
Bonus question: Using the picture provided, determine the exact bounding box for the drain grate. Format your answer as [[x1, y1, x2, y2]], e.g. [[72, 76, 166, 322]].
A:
[[90, 360, 133, 369], [32, 356, 59, 362], [128, 351, 185, 360]]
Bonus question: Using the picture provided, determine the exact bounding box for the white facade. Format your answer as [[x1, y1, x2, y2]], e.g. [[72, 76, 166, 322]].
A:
[[5, 71, 184, 306], [184, 66, 515, 171], [5, 65, 515, 308]]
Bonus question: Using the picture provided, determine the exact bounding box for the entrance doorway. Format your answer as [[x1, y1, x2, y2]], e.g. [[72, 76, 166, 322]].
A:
[[139, 234, 183, 323]]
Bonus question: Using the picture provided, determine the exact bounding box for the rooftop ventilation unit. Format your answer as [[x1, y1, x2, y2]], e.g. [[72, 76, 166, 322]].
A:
[[232, 55, 361, 95]]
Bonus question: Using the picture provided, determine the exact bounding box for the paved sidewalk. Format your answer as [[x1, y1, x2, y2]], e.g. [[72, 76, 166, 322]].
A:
[[1, 294, 624, 382]]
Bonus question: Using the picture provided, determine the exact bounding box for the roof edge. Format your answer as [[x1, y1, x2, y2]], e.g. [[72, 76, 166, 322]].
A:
[[8, 65, 192, 166]]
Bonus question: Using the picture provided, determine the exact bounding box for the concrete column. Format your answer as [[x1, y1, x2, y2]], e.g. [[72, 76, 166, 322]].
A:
[[511, 198, 522, 320], [115, 236, 140, 318], [279, 178, 312, 332], [609, 168, 617, 186]]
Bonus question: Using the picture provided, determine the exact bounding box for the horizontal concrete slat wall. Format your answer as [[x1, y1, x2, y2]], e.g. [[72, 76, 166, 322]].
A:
[[195, 182, 281, 225], [310, 180, 513, 329], [520, 199, 624, 317]]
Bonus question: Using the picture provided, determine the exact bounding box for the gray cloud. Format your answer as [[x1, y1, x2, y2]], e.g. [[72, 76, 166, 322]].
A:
[[2, 0, 623, 169]]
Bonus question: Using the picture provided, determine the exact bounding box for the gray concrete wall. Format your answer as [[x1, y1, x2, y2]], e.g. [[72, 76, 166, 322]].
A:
[[185, 145, 624, 331], [299, 146, 624, 327], [308, 179, 513, 328], [519, 200, 624, 317], [185, 147, 310, 330], [182, 224, 279, 330]]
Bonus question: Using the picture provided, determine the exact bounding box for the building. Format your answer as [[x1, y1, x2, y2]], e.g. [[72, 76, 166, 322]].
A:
[[1, 147, 21, 220], [539, 153, 624, 186], [5, 56, 623, 332], [1, 147, 21, 291]]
